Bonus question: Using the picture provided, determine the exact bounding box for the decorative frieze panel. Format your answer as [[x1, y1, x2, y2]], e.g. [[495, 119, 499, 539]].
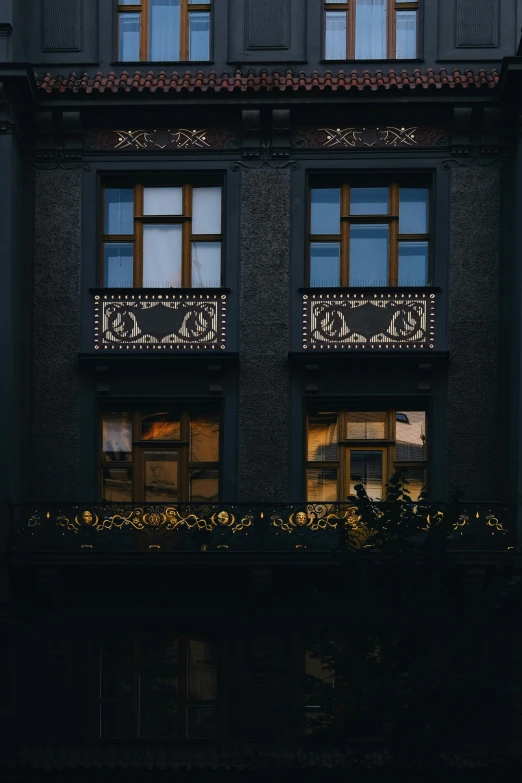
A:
[[293, 127, 448, 149], [302, 291, 436, 350], [93, 291, 227, 351], [84, 128, 239, 151]]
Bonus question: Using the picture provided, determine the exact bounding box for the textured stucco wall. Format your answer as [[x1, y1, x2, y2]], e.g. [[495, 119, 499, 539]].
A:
[[446, 167, 500, 499], [238, 169, 290, 502], [32, 170, 81, 501]]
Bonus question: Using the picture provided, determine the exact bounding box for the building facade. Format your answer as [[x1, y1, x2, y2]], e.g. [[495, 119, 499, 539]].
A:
[[2, 0, 522, 777]]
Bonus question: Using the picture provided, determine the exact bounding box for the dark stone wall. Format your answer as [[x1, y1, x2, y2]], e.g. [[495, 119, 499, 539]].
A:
[[32, 171, 81, 502], [238, 169, 290, 502], [446, 167, 500, 499]]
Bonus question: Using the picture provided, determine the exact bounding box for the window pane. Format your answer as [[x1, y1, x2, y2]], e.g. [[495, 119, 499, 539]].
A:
[[119, 13, 140, 61], [325, 11, 347, 59], [189, 12, 210, 60], [150, 0, 180, 61], [187, 705, 217, 739], [104, 244, 134, 288], [307, 468, 338, 502], [395, 466, 425, 500], [395, 411, 426, 461], [189, 469, 219, 502], [346, 412, 386, 439], [102, 468, 133, 502], [101, 636, 132, 699], [143, 225, 182, 287], [349, 225, 389, 286], [141, 412, 181, 441], [398, 241, 428, 286], [192, 242, 221, 288], [141, 635, 178, 665], [399, 188, 429, 233], [192, 187, 222, 234], [355, 0, 387, 59], [139, 671, 178, 738], [101, 700, 132, 739], [103, 412, 132, 461], [190, 413, 220, 462], [188, 639, 217, 701], [144, 451, 179, 503], [349, 451, 383, 500], [143, 187, 183, 215], [105, 189, 134, 235], [308, 413, 339, 461], [350, 187, 388, 215], [396, 10, 417, 59], [310, 243, 341, 287], [311, 189, 341, 235]]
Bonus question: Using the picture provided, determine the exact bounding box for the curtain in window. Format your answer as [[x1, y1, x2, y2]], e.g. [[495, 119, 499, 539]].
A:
[[355, 0, 387, 59], [150, 0, 180, 61]]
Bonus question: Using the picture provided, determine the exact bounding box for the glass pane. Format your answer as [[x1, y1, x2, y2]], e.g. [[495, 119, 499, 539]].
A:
[[144, 451, 179, 502], [307, 468, 338, 502], [143, 225, 182, 287], [310, 243, 341, 287], [349, 225, 389, 286], [187, 705, 217, 739], [119, 13, 140, 61], [189, 12, 210, 60], [355, 0, 387, 59], [101, 636, 132, 699], [399, 188, 429, 233], [188, 639, 217, 701], [141, 412, 181, 441], [101, 700, 132, 739], [141, 635, 178, 665], [308, 412, 339, 461], [396, 466, 425, 500], [325, 12, 347, 59], [192, 242, 221, 288], [143, 187, 183, 216], [104, 244, 133, 288], [350, 187, 388, 215], [395, 411, 426, 461], [396, 10, 417, 58], [311, 189, 341, 235], [189, 469, 219, 502], [349, 451, 383, 500], [150, 0, 180, 61], [102, 468, 133, 502], [105, 189, 134, 235], [190, 413, 220, 462], [139, 671, 178, 738], [192, 187, 222, 234], [103, 412, 132, 461], [398, 241, 428, 286], [346, 412, 386, 439]]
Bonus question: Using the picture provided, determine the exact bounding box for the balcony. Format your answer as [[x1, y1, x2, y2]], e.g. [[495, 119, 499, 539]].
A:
[[92, 289, 228, 353], [301, 288, 439, 352], [11, 500, 514, 556]]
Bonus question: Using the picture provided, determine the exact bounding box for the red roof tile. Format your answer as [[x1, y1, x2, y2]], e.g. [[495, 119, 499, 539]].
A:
[[36, 68, 500, 95]]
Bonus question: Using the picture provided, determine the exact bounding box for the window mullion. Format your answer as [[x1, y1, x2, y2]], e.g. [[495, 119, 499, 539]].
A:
[[183, 184, 192, 287], [134, 185, 144, 287], [348, 1, 356, 59], [141, 0, 149, 60], [341, 184, 350, 287], [389, 184, 399, 286], [181, 0, 189, 60], [387, 0, 396, 58]]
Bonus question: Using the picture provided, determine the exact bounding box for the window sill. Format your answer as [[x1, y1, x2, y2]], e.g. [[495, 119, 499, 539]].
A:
[[90, 287, 231, 294], [319, 58, 424, 66], [111, 60, 214, 67], [299, 285, 440, 293]]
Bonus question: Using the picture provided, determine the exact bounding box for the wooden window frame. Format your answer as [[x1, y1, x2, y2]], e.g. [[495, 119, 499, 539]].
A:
[[307, 179, 431, 288], [101, 181, 223, 289], [323, 0, 420, 60], [117, 0, 212, 62], [306, 409, 427, 501], [100, 406, 221, 502]]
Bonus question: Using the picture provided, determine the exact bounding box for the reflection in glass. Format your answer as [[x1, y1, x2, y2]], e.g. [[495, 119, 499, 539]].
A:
[[102, 700, 132, 739], [399, 188, 429, 233], [189, 469, 219, 502], [190, 413, 220, 462], [192, 187, 221, 234], [396, 466, 425, 500], [187, 705, 217, 739], [307, 468, 338, 502], [143, 224, 182, 287], [188, 639, 217, 701], [104, 244, 133, 288], [311, 189, 341, 235], [398, 241, 428, 286], [141, 412, 181, 441], [396, 10, 417, 59], [192, 242, 221, 287], [395, 411, 426, 461], [150, 0, 180, 61], [308, 413, 339, 461], [143, 187, 183, 215], [355, 0, 387, 59], [144, 451, 179, 502], [101, 636, 132, 699], [189, 12, 210, 60], [325, 12, 347, 59], [105, 189, 134, 234], [119, 13, 140, 61], [349, 450, 383, 499], [350, 187, 388, 215], [139, 671, 178, 738], [310, 243, 341, 287], [350, 225, 389, 286], [141, 635, 178, 665], [103, 412, 132, 461], [346, 412, 386, 440], [102, 468, 133, 502]]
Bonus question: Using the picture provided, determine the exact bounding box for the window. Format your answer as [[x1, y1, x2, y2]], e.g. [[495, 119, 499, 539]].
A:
[[100, 633, 217, 739], [309, 181, 430, 287], [101, 406, 220, 502], [102, 182, 223, 288], [324, 0, 419, 60], [306, 409, 426, 501], [118, 0, 211, 62]]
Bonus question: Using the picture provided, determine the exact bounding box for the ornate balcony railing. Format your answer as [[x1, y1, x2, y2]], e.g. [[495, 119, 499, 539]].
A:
[[301, 289, 438, 351], [92, 289, 228, 352], [10, 501, 514, 555]]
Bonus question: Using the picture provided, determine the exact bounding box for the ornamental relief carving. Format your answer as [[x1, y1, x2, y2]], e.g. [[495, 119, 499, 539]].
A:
[[84, 128, 239, 151], [293, 126, 449, 149]]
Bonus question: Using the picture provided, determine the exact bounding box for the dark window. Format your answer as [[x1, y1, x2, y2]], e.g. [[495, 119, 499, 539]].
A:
[[324, 0, 419, 60], [100, 633, 218, 739], [101, 406, 220, 502], [308, 180, 430, 287], [102, 182, 223, 289], [306, 409, 427, 501], [117, 0, 211, 62]]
